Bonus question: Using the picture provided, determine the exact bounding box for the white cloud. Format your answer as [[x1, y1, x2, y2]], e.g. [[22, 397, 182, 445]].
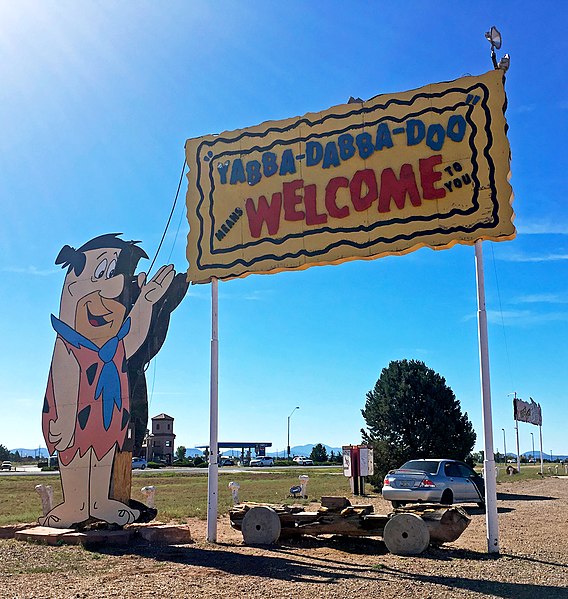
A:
[[516, 222, 568, 235], [491, 310, 568, 326], [514, 104, 536, 114], [1, 266, 57, 276], [219, 289, 274, 302], [515, 293, 568, 304], [498, 252, 568, 263], [463, 309, 568, 326], [187, 286, 211, 301]]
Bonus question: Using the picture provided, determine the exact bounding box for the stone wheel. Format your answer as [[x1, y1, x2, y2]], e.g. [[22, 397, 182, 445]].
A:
[[383, 513, 430, 555], [241, 506, 281, 545]]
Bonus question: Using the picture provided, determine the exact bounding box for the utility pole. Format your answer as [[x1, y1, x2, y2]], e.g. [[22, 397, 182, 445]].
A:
[[287, 406, 300, 460]]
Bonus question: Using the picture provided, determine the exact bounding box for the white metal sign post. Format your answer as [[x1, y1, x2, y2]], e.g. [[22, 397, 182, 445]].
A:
[[539, 425, 544, 475], [475, 240, 499, 553], [207, 277, 219, 542], [515, 418, 521, 472]]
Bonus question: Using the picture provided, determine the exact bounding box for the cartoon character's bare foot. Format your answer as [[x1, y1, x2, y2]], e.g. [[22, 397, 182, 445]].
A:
[[38, 502, 88, 528], [90, 499, 140, 526]]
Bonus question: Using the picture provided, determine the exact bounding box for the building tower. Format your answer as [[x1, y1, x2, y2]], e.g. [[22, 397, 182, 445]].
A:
[[144, 413, 176, 464]]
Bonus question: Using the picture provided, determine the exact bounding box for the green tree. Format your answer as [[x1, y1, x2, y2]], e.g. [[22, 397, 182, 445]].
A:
[[361, 360, 476, 485], [310, 443, 328, 463], [0, 444, 10, 461], [175, 445, 187, 462]]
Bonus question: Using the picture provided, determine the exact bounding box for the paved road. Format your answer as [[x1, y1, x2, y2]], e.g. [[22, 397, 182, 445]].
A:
[[0, 465, 340, 476]]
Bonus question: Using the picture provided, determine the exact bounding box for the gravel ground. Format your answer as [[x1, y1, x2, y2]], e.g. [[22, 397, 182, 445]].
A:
[[1, 477, 567, 598]]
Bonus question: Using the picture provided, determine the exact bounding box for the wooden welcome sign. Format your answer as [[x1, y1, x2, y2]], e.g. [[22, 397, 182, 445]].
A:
[[185, 70, 514, 282]]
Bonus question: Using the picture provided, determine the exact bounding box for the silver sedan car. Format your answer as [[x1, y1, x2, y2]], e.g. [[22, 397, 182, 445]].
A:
[[382, 459, 485, 508]]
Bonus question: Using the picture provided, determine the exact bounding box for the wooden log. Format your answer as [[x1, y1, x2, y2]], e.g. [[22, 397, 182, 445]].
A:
[[110, 450, 132, 504], [425, 507, 471, 543], [295, 516, 373, 537], [340, 505, 374, 517], [320, 496, 351, 511], [394, 504, 471, 543]]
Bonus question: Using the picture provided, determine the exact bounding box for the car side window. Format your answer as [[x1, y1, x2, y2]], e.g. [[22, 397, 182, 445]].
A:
[[457, 464, 476, 478], [444, 463, 461, 477]]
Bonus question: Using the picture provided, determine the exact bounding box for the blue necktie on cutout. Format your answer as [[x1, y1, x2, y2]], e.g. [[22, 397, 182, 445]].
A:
[[51, 314, 131, 430]]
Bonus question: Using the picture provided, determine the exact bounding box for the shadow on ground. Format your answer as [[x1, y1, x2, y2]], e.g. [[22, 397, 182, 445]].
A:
[[91, 534, 566, 595], [496, 492, 557, 501], [465, 506, 514, 516], [95, 541, 375, 585], [374, 563, 567, 599]]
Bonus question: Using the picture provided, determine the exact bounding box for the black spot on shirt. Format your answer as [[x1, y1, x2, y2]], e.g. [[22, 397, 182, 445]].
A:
[[86, 363, 98, 386], [78, 406, 91, 430]]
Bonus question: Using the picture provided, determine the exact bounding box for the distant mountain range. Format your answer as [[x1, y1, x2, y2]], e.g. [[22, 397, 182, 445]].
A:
[[185, 448, 204, 457], [268, 444, 343, 458], [185, 444, 343, 459], [505, 451, 568, 461], [9, 448, 50, 458]]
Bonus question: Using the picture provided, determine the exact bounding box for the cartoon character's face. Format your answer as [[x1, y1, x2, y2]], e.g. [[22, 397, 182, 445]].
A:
[[60, 248, 127, 346]]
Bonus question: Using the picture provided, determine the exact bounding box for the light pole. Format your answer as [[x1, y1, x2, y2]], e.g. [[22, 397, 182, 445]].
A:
[[287, 406, 300, 460], [530, 432, 535, 462], [502, 428, 507, 465]]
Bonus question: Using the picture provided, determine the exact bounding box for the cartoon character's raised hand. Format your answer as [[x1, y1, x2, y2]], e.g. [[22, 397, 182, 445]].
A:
[[124, 264, 178, 359], [137, 264, 176, 305]]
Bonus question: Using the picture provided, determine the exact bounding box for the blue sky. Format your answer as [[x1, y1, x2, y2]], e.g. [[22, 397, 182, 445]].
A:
[[1, 1, 566, 458]]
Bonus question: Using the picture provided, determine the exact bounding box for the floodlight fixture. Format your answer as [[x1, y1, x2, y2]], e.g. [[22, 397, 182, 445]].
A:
[[485, 26, 502, 50], [485, 26, 503, 69], [498, 54, 510, 73]]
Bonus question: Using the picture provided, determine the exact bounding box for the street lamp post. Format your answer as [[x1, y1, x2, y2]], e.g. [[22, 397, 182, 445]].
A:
[[502, 428, 507, 465], [287, 406, 300, 460]]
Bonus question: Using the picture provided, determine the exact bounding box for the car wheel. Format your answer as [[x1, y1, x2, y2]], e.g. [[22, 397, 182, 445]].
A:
[[440, 489, 453, 505], [141, 464, 146, 470]]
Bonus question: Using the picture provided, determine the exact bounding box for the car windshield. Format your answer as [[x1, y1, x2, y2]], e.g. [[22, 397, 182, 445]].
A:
[[399, 460, 440, 474]]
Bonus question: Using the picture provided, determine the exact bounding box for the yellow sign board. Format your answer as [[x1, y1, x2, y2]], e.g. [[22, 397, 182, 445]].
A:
[[185, 70, 514, 282]]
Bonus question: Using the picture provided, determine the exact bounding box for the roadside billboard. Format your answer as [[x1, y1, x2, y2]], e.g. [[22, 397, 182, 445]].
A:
[[185, 69, 514, 282], [513, 397, 543, 426]]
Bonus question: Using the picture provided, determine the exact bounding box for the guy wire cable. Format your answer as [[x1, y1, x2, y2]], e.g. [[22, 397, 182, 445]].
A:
[[147, 154, 187, 275], [148, 357, 158, 410], [490, 243, 514, 391], [134, 152, 186, 436], [167, 199, 188, 264]]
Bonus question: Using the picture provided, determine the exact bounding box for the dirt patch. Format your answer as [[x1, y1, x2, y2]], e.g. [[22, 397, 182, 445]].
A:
[[1, 477, 567, 598]]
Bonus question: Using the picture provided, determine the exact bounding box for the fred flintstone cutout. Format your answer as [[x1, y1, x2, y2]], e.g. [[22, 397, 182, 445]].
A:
[[41, 234, 187, 528]]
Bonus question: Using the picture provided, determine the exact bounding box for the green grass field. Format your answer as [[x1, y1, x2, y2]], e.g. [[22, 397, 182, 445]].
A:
[[0, 464, 558, 526], [0, 468, 349, 525]]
